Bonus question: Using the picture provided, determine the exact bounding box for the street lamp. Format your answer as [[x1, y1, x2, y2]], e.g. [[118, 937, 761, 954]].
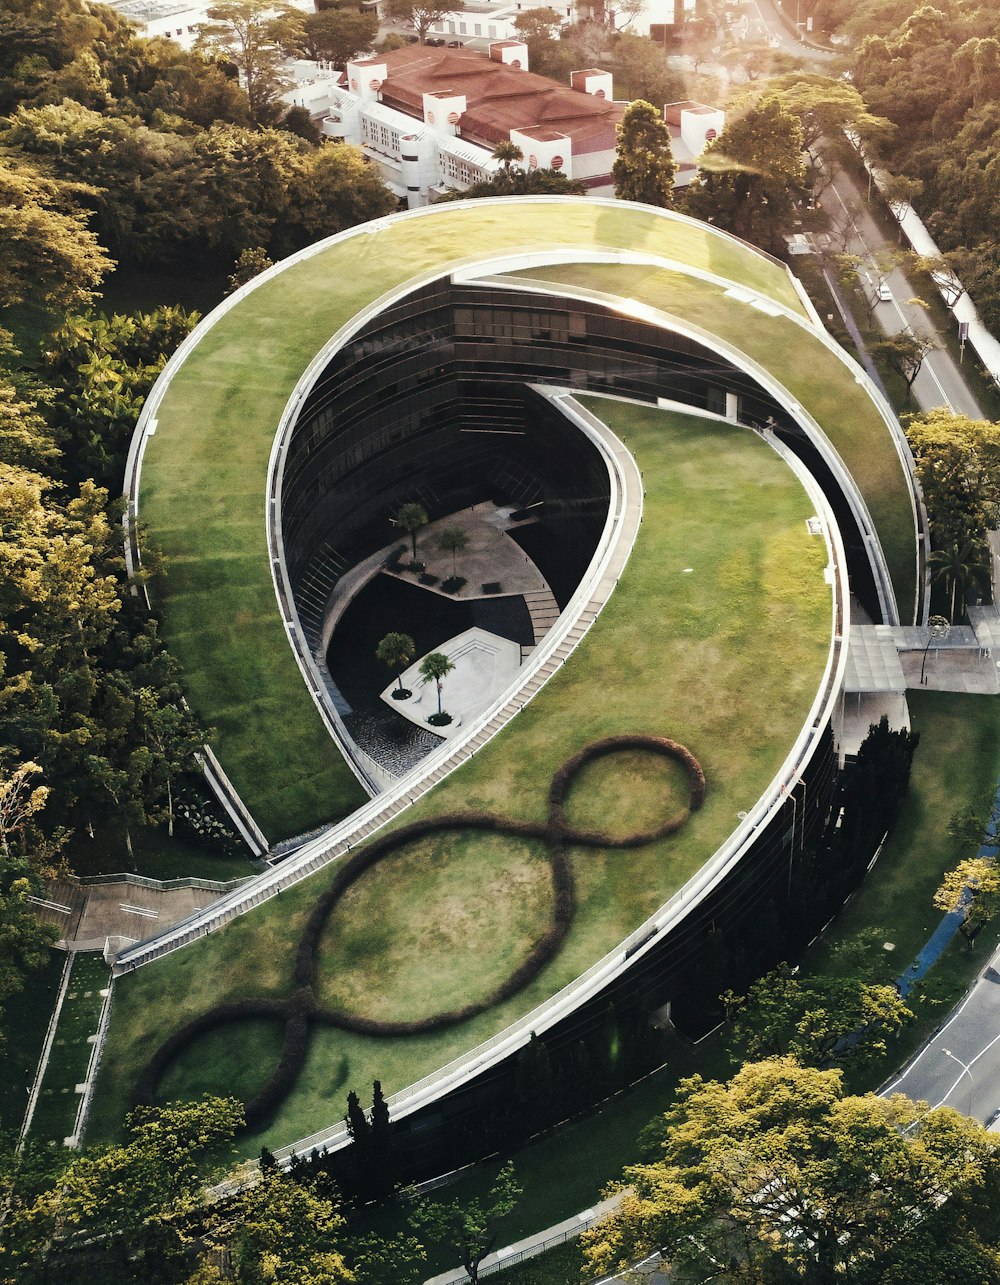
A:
[[942, 1048, 975, 1116], [920, 615, 950, 685]]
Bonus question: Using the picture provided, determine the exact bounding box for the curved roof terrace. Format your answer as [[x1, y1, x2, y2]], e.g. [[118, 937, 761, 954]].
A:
[[126, 198, 922, 846]]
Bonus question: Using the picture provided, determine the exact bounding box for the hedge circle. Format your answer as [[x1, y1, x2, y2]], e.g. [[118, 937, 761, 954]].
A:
[[135, 733, 705, 1130]]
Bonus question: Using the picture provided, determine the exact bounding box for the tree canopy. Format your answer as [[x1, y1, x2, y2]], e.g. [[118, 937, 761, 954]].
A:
[[582, 1057, 1000, 1285], [683, 96, 807, 256], [612, 99, 676, 208]]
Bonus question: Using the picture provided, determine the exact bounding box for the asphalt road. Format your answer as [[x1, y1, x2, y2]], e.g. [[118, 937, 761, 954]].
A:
[[750, 0, 836, 59], [819, 166, 986, 419], [883, 935, 1000, 1124]]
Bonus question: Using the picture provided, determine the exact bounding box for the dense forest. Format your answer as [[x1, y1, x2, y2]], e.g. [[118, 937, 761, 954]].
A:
[[0, 0, 398, 1031], [816, 0, 1000, 328]]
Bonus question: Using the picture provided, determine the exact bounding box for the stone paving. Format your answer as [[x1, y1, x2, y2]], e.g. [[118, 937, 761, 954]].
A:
[[384, 501, 552, 601], [31, 877, 240, 952]]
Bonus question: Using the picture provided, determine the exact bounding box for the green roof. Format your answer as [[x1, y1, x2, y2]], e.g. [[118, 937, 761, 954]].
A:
[[137, 198, 916, 840]]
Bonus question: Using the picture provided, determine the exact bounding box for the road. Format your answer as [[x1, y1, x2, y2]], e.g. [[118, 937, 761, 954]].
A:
[[818, 165, 986, 419], [883, 935, 1000, 1124], [749, 0, 836, 59]]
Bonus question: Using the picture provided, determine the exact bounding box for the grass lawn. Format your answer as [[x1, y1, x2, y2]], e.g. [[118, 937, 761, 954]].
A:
[[64, 822, 262, 883], [28, 953, 110, 1146], [512, 261, 917, 622], [0, 950, 65, 1133], [806, 689, 1000, 1087], [494, 1242, 591, 1283], [90, 401, 831, 1156], [139, 199, 813, 841]]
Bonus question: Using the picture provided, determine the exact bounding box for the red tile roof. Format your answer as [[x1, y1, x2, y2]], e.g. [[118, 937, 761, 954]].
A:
[[376, 46, 623, 156]]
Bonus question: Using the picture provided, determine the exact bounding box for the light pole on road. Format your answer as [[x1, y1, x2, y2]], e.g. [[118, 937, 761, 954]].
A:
[[942, 1048, 976, 1116]]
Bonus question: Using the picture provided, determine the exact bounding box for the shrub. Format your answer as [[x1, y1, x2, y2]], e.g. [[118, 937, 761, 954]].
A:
[[441, 576, 466, 593], [482, 581, 502, 594]]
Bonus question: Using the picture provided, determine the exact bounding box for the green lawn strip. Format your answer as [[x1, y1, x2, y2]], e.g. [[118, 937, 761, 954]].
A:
[[802, 689, 1000, 1090], [91, 403, 830, 1155], [64, 822, 262, 882], [493, 1241, 590, 1283], [141, 202, 805, 838], [0, 950, 64, 1132], [509, 261, 916, 620], [28, 953, 110, 1145]]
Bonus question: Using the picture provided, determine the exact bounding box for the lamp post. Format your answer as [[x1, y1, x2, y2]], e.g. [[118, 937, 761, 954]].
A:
[[942, 1047, 976, 1116], [920, 615, 950, 686]]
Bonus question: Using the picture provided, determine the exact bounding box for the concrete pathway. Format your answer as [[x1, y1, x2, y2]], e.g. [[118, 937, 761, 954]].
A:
[[31, 875, 243, 952]]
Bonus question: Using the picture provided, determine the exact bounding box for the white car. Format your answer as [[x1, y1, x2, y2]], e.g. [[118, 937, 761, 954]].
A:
[[877, 278, 893, 302]]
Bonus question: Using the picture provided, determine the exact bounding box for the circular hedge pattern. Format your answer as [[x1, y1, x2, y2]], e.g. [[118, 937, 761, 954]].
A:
[[135, 734, 705, 1130]]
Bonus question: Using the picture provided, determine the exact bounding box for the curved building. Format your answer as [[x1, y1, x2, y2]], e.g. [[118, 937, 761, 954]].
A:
[[111, 198, 925, 1173]]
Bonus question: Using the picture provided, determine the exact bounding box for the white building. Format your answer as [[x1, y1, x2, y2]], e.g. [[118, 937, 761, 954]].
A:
[[285, 41, 626, 207]]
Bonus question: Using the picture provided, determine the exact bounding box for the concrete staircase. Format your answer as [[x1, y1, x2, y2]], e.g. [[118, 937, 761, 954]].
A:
[[523, 586, 560, 646]]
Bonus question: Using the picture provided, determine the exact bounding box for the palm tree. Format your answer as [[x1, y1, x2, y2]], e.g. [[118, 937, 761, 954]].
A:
[[391, 502, 429, 559], [376, 631, 415, 697], [419, 651, 455, 718], [929, 540, 989, 623], [437, 525, 469, 576], [491, 140, 523, 175]]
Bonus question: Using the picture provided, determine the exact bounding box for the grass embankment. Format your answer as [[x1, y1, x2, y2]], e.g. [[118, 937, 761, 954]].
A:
[[511, 261, 917, 621], [0, 951, 64, 1132], [28, 953, 111, 1145], [140, 200, 804, 840], [89, 401, 831, 1155]]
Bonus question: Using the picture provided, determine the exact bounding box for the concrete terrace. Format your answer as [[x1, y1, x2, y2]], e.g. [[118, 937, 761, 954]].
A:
[[130, 198, 856, 845]]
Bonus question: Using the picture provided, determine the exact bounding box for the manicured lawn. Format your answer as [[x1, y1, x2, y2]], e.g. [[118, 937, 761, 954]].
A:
[[90, 401, 831, 1156], [514, 261, 917, 622], [139, 200, 812, 841], [28, 953, 110, 1146]]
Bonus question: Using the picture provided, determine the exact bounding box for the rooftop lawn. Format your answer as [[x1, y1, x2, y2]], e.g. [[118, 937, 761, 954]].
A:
[[90, 402, 832, 1155], [139, 199, 814, 841], [509, 262, 916, 620]]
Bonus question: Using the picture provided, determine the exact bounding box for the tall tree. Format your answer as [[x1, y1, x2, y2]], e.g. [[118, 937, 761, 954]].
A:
[[935, 857, 1000, 944], [870, 329, 937, 404], [412, 1161, 521, 1284], [375, 631, 415, 696], [0, 156, 112, 310], [419, 651, 455, 719], [0, 759, 59, 1043], [437, 525, 468, 575], [0, 1095, 245, 1281], [612, 99, 676, 208], [391, 501, 429, 560], [929, 538, 989, 623], [382, 0, 455, 44], [204, 1170, 355, 1283], [684, 96, 806, 256], [582, 1057, 1000, 1284], [722, 962, 912, 1071], [197, 0, 294, 126]]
